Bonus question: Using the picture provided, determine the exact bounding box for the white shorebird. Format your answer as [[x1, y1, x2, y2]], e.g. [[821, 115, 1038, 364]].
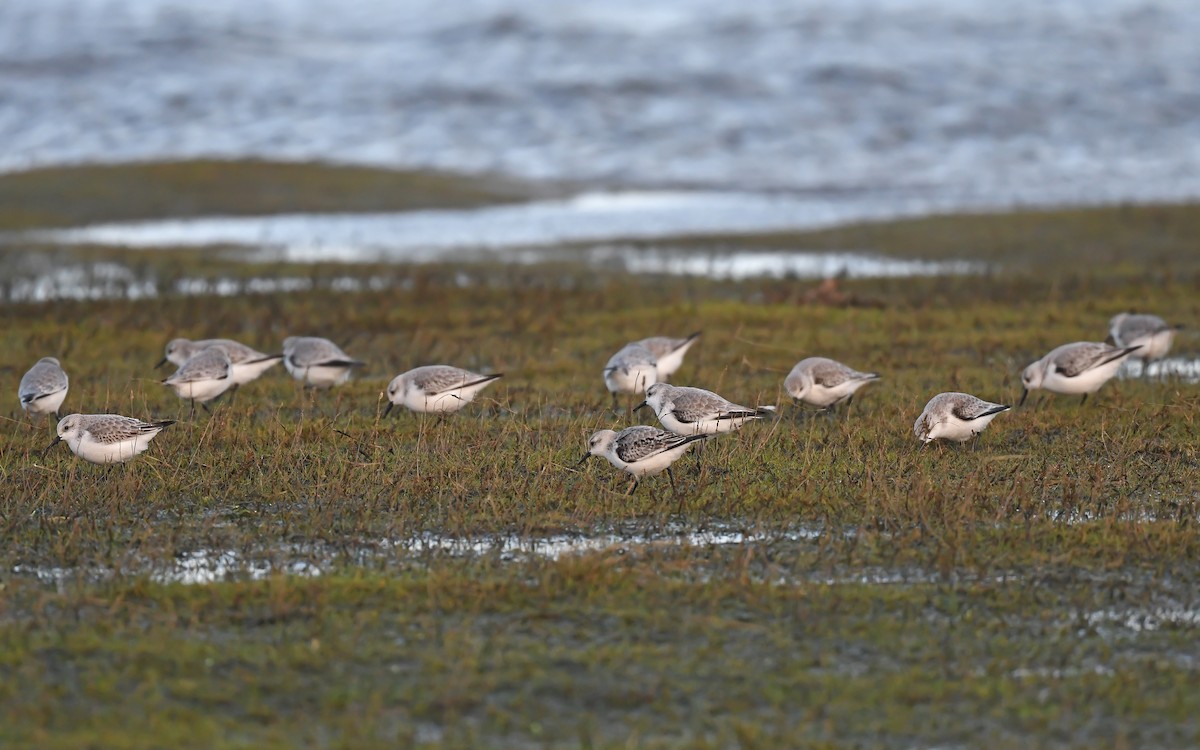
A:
[[638, 383, 774, 435], [46, 414, 175, 464], [1108, 313, 1180, 363], [1020, 341, 1141, 406], [283, 336, 364, 388], [634, 332, 701, 381], [384, 366, 503, 415], [579, 425, 709, 493], [157, 338, 282, 389], [603, 343, 659, 405], [784, 356, 879, 411], [162, 346, 235, 417], [19, 357, 69, 420], [914, 392, 1010, 444]]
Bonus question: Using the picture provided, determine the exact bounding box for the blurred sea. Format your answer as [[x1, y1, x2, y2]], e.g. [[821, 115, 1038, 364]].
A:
[[2, 0, 1198, 215]]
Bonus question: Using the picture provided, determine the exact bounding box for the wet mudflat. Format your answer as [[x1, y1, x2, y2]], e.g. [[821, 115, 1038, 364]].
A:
[[1, 170, 1198, 746]]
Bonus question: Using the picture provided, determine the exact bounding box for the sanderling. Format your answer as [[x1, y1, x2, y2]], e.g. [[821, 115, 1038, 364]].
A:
[[603, 343, 659, 403], [1020, 341, 1141, 406], [19, 357, 69, 420], [384, 365, 503, 415], [46, 414, 175, 464], [162, 346, 234, 416], [579, 425, 709, 493], [283, 336, 364, 388], [1109, 313, 1180, 363], [634, 332, 701, 381], [784, 356, 879, 410], [157, 338, 282, 387], [914, 392, 1010, 444], [637, 383, 774, 435]]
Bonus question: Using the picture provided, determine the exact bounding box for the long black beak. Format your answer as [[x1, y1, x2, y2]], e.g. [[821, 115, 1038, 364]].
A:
[[576, 453, 593, 468], [154, 357, 168, 369], [1018, 388, 1029, 407], [634, 400, 649, 412], [383, 401, 394, 417], [42, 435, 62, 457]]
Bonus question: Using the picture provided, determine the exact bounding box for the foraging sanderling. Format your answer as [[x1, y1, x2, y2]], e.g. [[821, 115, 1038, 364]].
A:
[[384, 365, 503, 415], [158, 338, 282, 387], [1108, 313, 1180, 363], [47, 414, 175, 464], [784, 357, 879, 410], [1020, 341, 1141, 405], [18, 357, 69, 419], [162, 346, 234, 415], [634, 332, 701, 381], [638, 383, 774, 435], [579, 425, 709, 492], [914, 392, 1010, 444], [603, 343, 659, 402], [283, 336, 364, 388]]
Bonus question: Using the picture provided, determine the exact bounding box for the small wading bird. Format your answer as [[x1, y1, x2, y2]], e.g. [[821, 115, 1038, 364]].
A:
[[602, 342, 659, 408], [46, 414, 175, 465], [157, 338, 282, 397], [1020, 341, 1141, 406], [18, 356, 69, 420], [161, 346, 235, 418], [384, 365, 503, 415], [633, 332, 702, 382], [283, 336, 364, 388], [914, 392, 1010, 445], [638, 383, 774, 435], [784, 356, 879, 413], [1108, 313, 1181, 365], [579, 425, 709, 494]]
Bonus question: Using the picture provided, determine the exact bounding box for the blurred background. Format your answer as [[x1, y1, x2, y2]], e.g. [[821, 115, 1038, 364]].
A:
[[4, 0, 1198, 228]]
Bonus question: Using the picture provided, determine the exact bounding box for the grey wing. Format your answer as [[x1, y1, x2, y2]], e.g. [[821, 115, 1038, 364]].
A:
[[418, 367, 476, 395], [1121, 316, 1169, 341], [1055, 344, 1121, 377], [950, 396, 1006, 421], [810, 360, 858, 387], [86, 416, 150, 443], [20, 363, 67, 400], [615, 427, 689, 462]]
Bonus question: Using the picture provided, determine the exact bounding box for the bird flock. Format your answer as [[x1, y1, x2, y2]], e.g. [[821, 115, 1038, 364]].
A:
[[16, 312, 1183, 493]]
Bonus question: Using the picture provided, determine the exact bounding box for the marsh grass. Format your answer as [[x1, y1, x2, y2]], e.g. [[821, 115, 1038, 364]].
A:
[[1, 171, 1199, 747]]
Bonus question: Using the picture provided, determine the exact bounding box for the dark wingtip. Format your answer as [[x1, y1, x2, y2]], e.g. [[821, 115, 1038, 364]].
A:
[[156, 420, 177, 428], [686, 331, 702, 341]]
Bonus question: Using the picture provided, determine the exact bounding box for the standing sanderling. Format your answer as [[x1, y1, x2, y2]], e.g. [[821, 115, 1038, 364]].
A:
[[634, 332, 701, 381], [162, 346, 234, 416], [46, 414, 175, 464], [1108, 313, 1181, 363], [384, 365, 503, 415], [157, 338, 283, 389], [283, 336, 364, 388], [638, 383, 774, 435], [19, 357, 69, 420], [914, 392, 1010, 444], [578, 425, 709, 493], [603, 343, 659, 405], [1020, 341, 1141, 406], [784, 357, 879, 411]]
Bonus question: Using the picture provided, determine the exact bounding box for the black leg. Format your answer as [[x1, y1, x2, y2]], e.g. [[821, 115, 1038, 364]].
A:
[[1080, 393, 1088, 406], [189, 400, 196, 420], [202, 401, 211, 414], [667, 467, 677, 490], [625, 478, 639, 496]]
